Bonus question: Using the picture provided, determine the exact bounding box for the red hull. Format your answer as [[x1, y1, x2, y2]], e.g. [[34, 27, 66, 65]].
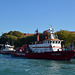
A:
[[11, 51, 75, 60]]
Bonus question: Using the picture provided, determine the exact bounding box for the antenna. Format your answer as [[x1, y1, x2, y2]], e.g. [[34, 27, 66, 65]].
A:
[[49, 26, 55, 39], [49, 26, 54, 34]]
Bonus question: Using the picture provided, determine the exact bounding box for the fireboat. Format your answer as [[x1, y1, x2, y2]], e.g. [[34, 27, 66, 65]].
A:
[[12, 26, 75, 60]]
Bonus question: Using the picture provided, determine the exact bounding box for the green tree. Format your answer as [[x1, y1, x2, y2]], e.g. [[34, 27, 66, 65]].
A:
[[13, 31, 24, 38], [55, 30, 74, 46], [8, 31, 13, 35]]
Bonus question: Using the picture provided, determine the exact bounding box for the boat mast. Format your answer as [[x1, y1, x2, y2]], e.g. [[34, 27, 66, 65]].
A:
[[49, 26, 55, 39], [35, 29, 39, 42]]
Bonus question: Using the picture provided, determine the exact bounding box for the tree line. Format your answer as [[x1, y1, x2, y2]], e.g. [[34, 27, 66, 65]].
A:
[[0, 30, 75, 48]]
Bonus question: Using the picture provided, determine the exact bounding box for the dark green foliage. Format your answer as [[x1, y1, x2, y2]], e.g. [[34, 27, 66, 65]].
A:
[[55, 30, 75, 46], [1, 31, 23, 46], [15, 35, 37, 47], [2, 31, 24, 38], [39, 33, 45, 41], [0, 37, 7, 44], [43, 31, 50, 36], [12, 31, 24, 38], [8, 31, 13, 35]]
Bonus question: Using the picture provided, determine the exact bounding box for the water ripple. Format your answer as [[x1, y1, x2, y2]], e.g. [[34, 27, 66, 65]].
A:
[[0, 55, 75, 75]]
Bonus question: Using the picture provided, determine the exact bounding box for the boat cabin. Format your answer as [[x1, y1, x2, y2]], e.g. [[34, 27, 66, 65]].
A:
[[29, 26, 63, 53]]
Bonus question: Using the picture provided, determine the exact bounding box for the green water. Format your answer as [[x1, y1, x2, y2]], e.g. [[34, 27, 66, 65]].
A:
[[0, 54, 75, 75]]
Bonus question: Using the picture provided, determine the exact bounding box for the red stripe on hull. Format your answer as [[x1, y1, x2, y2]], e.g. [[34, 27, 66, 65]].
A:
[[12, 51, 74, 60]]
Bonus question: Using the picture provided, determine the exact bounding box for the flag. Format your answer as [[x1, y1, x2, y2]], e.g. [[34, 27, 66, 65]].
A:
[[35, 29, 38, 33]]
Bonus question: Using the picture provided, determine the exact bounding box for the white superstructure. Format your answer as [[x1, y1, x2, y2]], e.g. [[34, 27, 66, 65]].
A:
[[2, 44, 15, 51], [29, 26, 63, 53]]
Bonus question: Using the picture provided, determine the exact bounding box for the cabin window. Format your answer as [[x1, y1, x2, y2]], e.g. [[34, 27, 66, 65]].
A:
[[53, 41, 55, 43], [56, 41, 57, 44], [48, 41, 49, 43], [50, 41, 52, 43], [58, 41, 60, 44]]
